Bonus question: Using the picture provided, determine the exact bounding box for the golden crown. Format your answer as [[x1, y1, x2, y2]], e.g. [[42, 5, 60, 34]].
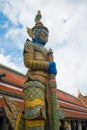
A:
[[27, 10, 49, 38]]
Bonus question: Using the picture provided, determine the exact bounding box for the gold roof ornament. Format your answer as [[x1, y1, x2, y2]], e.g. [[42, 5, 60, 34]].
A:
[[27, 10, 49, 38], [78, 91, 87, 107], [64, 121, 70, 130]]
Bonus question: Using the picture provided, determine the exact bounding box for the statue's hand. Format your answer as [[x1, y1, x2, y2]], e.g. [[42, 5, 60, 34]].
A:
[[48, 62, 57, 75]]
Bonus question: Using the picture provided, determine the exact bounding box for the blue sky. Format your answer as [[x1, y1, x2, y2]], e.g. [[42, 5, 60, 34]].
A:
[[0, 0, 87, 96]]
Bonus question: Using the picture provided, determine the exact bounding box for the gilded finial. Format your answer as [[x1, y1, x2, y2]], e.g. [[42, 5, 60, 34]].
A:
[[35, 10, 42, 24], [78, 88, 80, 94]]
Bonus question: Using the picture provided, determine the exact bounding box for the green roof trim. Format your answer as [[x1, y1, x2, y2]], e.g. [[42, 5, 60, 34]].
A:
[[0, 89, 23, 99], [0, 63, 26, 77]]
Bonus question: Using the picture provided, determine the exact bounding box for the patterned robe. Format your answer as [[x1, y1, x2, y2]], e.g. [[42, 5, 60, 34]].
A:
[[23, 39, 51, 130]]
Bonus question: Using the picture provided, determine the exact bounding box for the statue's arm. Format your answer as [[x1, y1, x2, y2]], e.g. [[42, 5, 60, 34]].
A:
[[23, 41, 49, 70]]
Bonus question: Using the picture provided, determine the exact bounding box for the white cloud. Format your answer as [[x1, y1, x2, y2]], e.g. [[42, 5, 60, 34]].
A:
[[0, 48, 5, 54], [0, 53, 16, 68], [5, 27, 27, 49], [0, 53, 27, 74], [55, 45, 87, 96]]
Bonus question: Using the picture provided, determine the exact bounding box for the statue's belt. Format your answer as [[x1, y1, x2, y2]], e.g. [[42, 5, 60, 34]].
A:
[[26, 71, 49, 85]]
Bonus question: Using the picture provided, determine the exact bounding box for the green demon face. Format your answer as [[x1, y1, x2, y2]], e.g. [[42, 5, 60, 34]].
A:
[[34, 27, 49, 44]]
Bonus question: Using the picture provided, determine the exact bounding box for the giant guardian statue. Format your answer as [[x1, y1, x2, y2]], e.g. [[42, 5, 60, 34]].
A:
[[3, 11, 59, 130]]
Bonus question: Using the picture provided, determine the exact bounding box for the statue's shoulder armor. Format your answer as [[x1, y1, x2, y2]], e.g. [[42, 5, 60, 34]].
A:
[[33, 43, 48, 56], [24, 39, 48, 56], [24, 39, 34, 53]]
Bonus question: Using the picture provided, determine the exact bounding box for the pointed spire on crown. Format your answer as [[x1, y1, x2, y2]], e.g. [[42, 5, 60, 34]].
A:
[[27, 10, 49, 38]]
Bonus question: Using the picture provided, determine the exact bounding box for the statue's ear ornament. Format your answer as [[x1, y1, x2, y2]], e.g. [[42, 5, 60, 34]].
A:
[[27, 27, 33, 38]]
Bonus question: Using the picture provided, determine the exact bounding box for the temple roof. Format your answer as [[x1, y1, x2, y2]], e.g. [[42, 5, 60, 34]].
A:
[[78, 92, 87, 107], [0, 63, 26, 87], [0, 64, 87, 120], [57, 90, 87, 120]]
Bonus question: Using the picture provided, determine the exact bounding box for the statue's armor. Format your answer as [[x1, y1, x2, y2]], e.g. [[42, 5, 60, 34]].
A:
[[23, 40, 49, 129]]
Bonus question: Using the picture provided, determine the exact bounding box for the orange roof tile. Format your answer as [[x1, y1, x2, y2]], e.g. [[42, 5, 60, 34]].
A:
[[0, 68, 26, 87], [58, 101, 87, 113], [57, 90, 85, 107], [0, 84, 23, 96], [61, 109, 87, 119]]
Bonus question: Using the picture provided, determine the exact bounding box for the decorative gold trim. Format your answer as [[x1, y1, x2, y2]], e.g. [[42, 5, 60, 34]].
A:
[[78, 92, 87, 107], [25, 99, 45, 107], [27, 72, 48, 85], [25, 120, 45, 127], [30, 71, 49, 78], [64, 121, 70, 130], [15, 111, 24, 130]]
